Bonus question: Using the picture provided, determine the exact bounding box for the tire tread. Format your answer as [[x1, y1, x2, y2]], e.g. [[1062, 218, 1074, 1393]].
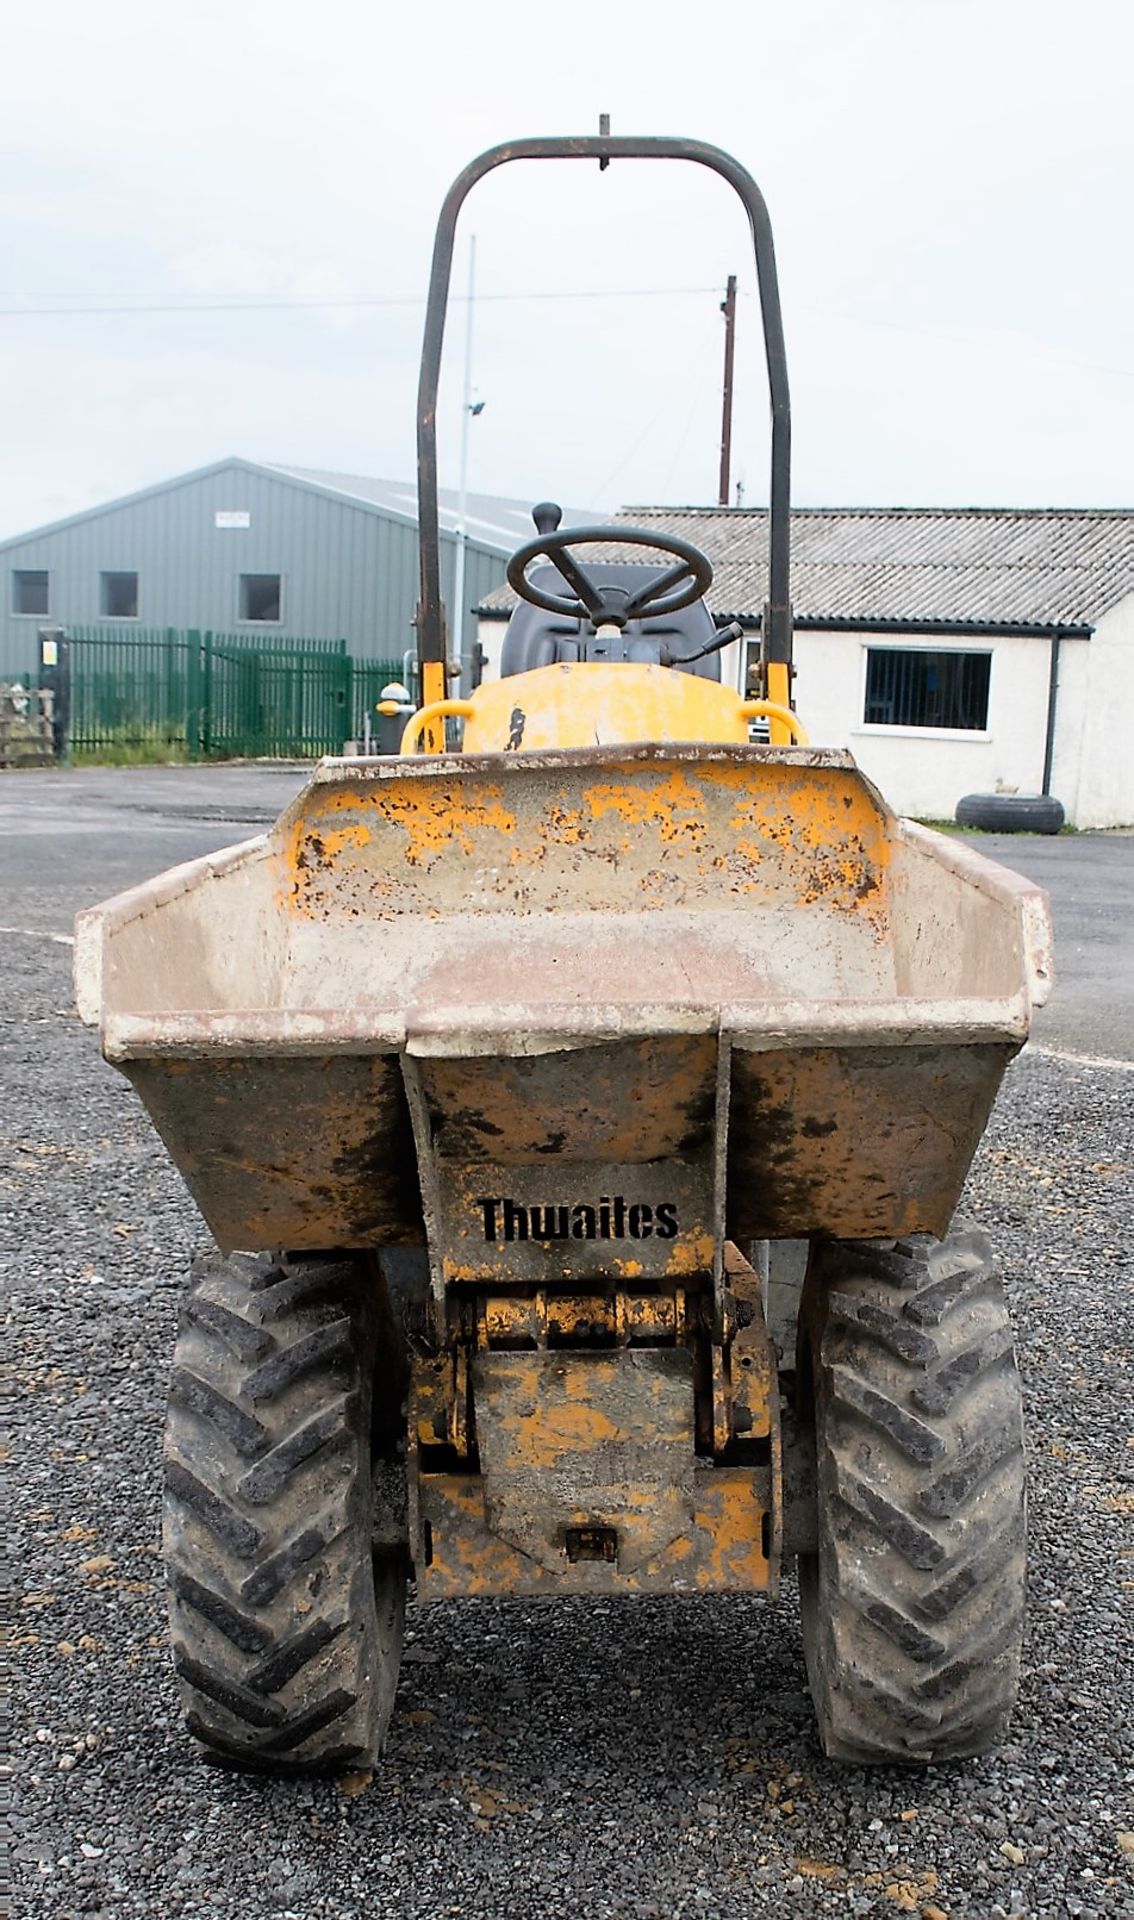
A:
[[162, 1251, 404, 1774], [798, 1224, 1026, 1763]]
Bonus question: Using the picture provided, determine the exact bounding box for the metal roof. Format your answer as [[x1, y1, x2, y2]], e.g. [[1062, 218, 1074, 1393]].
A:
[[267, 466, 598, 552], [0, 457, 597, 560], [479, 506, 1134, 631]]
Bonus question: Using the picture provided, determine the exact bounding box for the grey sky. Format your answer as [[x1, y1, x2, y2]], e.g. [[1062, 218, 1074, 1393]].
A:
[[4, 0, 1132, 540]]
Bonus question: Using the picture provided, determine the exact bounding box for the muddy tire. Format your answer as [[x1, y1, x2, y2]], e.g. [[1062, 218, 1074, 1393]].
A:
[[796, 1224, 1026, 1764], [163, 1251, 405, 1773]]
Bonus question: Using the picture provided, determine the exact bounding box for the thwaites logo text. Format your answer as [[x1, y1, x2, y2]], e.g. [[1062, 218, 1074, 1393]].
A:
[[477, 1196, 679, 1244]]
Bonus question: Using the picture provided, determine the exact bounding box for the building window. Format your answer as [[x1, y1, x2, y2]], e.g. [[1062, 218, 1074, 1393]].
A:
[[864, 647, 991, 731], [239, 573, 282, 622], [100, 570, 139, 618], [12, 569, 49, 617]]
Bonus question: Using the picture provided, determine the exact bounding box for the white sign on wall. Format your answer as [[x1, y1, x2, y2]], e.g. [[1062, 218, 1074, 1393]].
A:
[[215, 510, 251, 529]]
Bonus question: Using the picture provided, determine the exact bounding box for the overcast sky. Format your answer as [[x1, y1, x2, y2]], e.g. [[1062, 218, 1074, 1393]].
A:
[[4, 0, 1132, 539]]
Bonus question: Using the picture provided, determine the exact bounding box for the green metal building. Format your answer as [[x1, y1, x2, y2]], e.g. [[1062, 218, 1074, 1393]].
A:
[[0, 457, 532, 683]]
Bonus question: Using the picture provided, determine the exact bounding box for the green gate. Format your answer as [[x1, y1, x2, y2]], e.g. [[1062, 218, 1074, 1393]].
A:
[[64, 628, 398, 761], [66, 626, 192, 757], [202, 637, 352, 758]]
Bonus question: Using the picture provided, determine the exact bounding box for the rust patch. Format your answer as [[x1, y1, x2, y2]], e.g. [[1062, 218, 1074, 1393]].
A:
[[478, 1291, 684, 1347], [472, 1347, 696, 1573], [124, 1052, 424, 1250], [414, 1465, 772, 1598], [274, 752, 893, 926], [727, 1043, 1015, 1239], [369, 779, 517, 868], [582, 768, 709, 850], [421, 1035, 717, 1164], [282, 774, 521, 914]]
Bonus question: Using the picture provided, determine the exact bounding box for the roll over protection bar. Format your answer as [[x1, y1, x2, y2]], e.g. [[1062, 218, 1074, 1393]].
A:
[[415, 134, 793, 681]]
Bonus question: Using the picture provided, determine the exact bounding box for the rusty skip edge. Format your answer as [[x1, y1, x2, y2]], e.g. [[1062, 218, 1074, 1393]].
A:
[[98, 996, 1037, 1064], [306, 742, 855, 787], [74, 748, 1053, 1048]]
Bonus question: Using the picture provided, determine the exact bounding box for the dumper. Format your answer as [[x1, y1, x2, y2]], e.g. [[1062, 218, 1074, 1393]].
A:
[[76, 133, 1052, 1771]]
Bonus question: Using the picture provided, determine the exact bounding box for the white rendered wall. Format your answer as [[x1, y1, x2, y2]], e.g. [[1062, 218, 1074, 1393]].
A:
[[1054, 596, 1134, 827], [477, 615, 507, 683], [794, 629, 1055, 821]]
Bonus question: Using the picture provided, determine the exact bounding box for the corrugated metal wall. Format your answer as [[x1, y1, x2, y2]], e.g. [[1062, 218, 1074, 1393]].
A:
[[0, 462, 508, 680]]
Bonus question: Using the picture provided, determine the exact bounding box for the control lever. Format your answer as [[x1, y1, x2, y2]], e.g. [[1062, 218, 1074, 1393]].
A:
[[668, 619, 744, 665]]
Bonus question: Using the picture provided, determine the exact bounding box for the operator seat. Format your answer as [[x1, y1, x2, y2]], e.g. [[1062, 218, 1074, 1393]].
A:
[[501, 561, 723, 682]]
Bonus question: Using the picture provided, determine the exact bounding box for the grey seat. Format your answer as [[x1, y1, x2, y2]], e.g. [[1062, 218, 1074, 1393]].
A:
[[501, 562, 721, 681]]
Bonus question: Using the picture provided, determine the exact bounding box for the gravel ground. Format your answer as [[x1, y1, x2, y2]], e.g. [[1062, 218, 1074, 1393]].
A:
[[5, 777, 1134, 1919]]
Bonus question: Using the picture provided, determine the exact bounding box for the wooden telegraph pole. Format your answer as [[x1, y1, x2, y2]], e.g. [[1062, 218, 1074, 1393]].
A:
[[718, 274, 737, 507]]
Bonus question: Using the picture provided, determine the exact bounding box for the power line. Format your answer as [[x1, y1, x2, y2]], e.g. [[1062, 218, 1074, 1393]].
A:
[[0, 284, 721, 318]]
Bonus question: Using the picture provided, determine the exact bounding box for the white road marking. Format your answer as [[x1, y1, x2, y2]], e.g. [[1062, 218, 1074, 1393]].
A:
[[1031, 1042, 1134, 1073], [0, 924, 75, 946]]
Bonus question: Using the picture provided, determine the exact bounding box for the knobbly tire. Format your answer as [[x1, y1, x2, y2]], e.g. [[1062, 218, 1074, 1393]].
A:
[[796, 1223, 1026, 1764], [163, 1251, 406, 1773]]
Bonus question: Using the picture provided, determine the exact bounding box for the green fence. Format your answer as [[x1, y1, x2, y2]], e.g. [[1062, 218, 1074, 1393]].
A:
[[64, 627, 403, 760]]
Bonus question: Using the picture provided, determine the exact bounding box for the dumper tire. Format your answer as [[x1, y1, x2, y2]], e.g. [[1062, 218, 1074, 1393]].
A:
[[163, 1250, 405, 1774], [796, 1223, 1026, 1764]]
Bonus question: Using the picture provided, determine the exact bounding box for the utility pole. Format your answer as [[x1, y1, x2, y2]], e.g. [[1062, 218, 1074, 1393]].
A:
[[451, 232, 477, 689], [718, 273, 737, 508]]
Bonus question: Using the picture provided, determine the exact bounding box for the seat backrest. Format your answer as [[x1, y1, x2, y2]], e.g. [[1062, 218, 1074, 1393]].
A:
[[500, 563, 721, 681]]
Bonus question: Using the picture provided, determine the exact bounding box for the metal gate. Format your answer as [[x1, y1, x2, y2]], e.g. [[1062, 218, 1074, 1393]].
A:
[[202, 638, 352, 758], [63, 628, 399, 760]]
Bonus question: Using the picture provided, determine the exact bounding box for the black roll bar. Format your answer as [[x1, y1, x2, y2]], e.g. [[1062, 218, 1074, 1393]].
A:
[[415, 134, 792, 674]]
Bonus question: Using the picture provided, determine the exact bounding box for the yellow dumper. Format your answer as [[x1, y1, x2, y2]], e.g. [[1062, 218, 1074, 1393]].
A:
[[76, 135, 1052, 1771]]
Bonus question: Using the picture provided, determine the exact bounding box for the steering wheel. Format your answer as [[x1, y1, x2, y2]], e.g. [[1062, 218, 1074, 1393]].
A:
[[506, 513, 713, 629]]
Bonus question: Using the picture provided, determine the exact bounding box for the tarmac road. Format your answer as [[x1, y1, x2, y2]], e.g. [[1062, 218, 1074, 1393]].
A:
[[5, 764, 1133, 1919], [969, 830, 1134, 1065]]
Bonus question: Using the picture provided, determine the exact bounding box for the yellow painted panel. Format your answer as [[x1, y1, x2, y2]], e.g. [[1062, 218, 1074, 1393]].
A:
[[461, 663, 758, 752]]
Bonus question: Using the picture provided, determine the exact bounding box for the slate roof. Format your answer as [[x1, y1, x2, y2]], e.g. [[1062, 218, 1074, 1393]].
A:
[[478, 506, 1134, 632]]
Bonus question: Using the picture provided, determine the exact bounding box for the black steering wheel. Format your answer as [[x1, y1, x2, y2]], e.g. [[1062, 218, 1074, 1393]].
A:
[[506, 510, 713, 629]]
